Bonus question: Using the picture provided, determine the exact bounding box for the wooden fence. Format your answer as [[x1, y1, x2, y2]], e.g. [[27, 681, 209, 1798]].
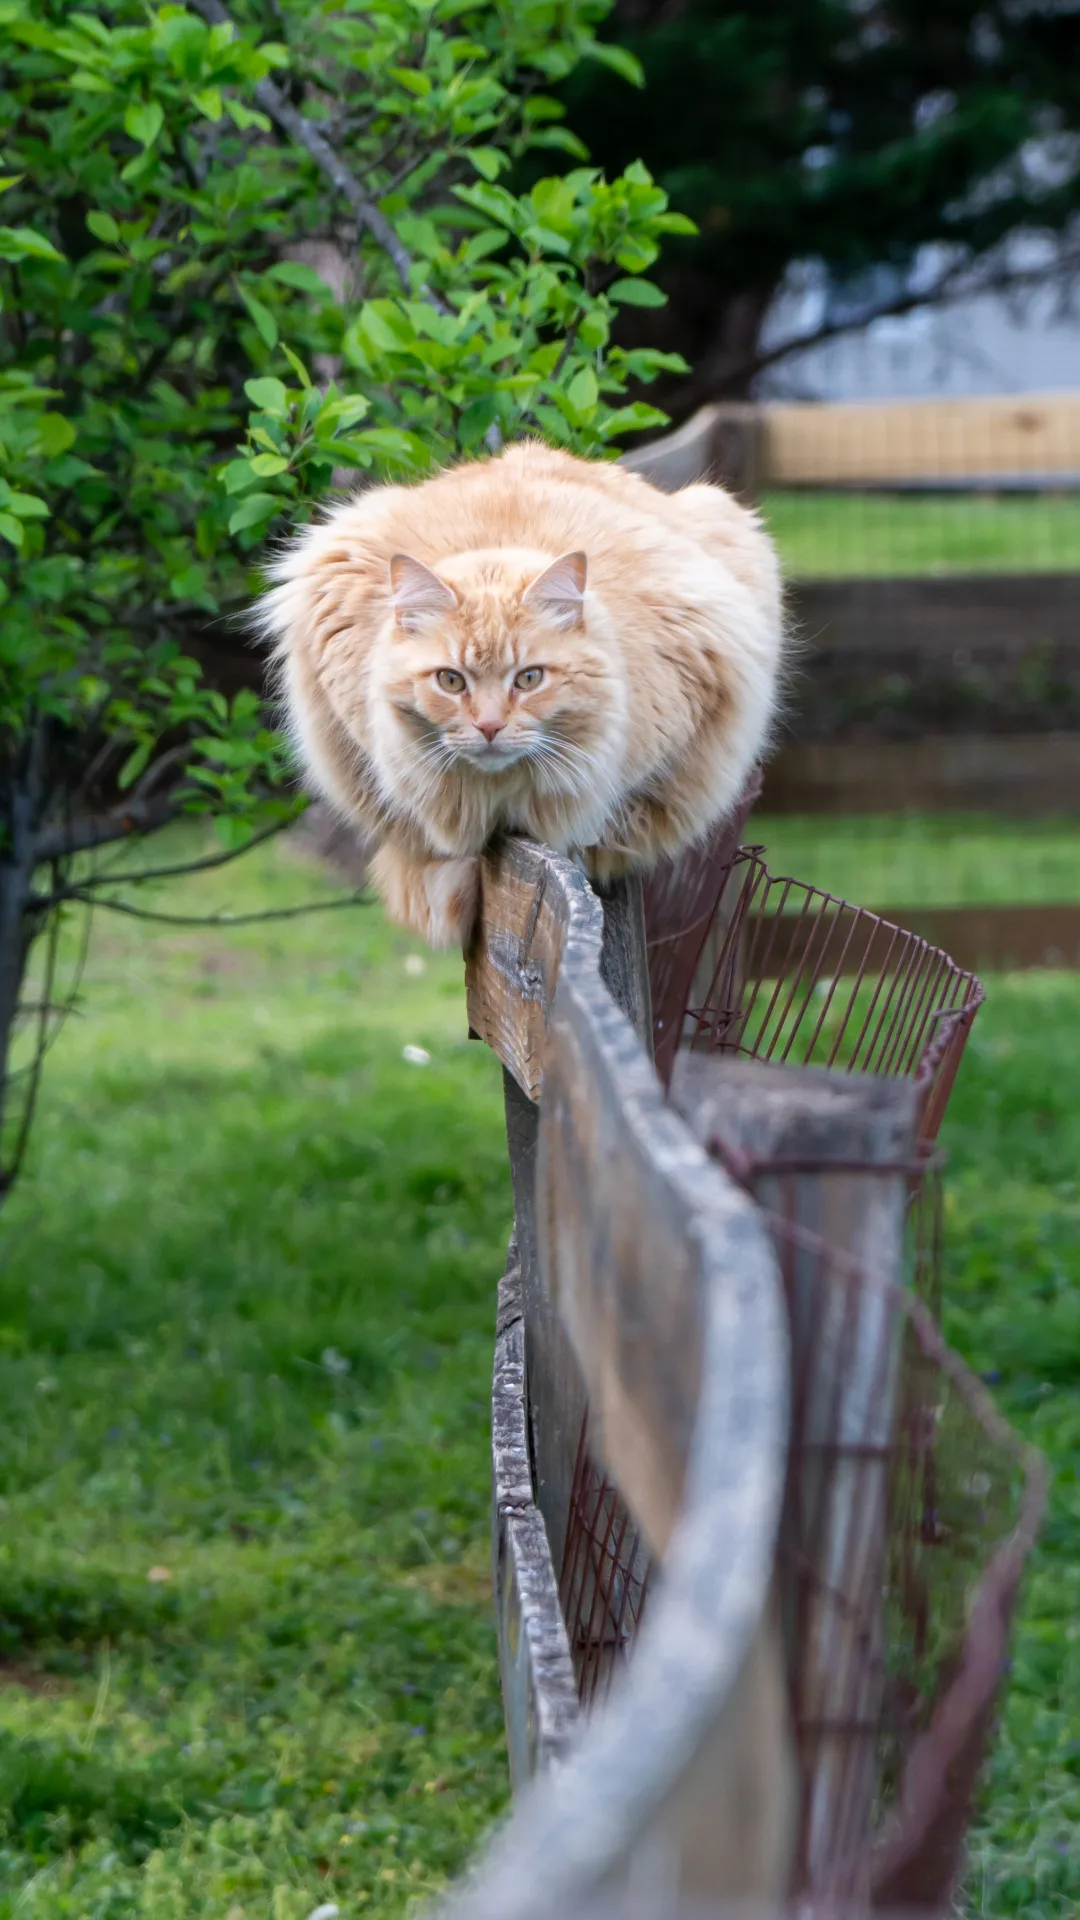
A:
[[623, 390, 1080, 819], [426, 832, 1044, 1920]]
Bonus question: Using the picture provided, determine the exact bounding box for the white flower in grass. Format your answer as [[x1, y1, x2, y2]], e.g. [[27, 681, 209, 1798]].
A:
[[404, 954, 425, 976], [402, 1044, 430, 1066]]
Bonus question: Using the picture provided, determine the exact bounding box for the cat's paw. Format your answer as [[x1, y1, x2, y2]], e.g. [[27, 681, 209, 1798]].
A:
[[421, 855, 480, 950], [582, 845, 634, 887]]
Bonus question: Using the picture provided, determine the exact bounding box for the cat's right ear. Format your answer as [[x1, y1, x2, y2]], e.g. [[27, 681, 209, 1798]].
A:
[[389, 554, 458, 631]]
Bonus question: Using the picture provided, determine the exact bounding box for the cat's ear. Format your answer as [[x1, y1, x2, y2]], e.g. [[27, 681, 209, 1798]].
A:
[[389, 554, 458, 630], [522, 551, 587, 629]]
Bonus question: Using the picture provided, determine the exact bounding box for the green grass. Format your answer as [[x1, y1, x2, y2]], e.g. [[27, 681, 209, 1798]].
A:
[[0, 819, 1077, 1916], [750, 811, 1080, 908], [761, 490, 1080, 579], [938, 974, 1080, 1918], [0, 833, 513, 1919]]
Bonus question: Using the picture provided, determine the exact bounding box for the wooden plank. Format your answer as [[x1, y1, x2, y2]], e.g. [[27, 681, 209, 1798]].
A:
[[760, 731, 1080, 816], [502, 1065, 586, 1591], [763, 391, 1080, 486], [743, 901, 1080, 975], [491, 1245, 580, 1789], [465, 835, 797, 1912], [621, 401, 763, 498], [740, 900, 1080, 977], [788, 572, 1080, 661], [671, 1056, 919, 1902], [623, 393, 1080, 493], [466, 835, 591, 1102]]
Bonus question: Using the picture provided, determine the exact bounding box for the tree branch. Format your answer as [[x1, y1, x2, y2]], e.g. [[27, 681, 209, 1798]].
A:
[[32, 797, 182, 864], [44, 891, 372, 929], [42, 815, 296, 905], [725, 245, 1080, 402], [188, 0, 418, 291]]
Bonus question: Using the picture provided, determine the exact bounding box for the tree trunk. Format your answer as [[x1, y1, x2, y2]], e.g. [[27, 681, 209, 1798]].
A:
[[0, 726, 46, 1193]]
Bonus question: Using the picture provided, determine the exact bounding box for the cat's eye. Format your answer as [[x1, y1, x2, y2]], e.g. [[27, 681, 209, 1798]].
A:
[[435, 668, 466, 694], [514, 667, 544, 692]]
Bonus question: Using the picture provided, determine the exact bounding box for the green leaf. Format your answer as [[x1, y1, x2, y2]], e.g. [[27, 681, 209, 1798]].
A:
[[265, 261, 333, 297], [359, 300, 418, 353], [0, 512, 23, 548], [228, 492, 278, 535], [36, 413, 76, 456], [224, 99, 272, 133], [608, 277, 667, 308], [565, 366, 599, 417], [123, 100, 165, 149], [4, 490, 48, 519], [0, 225, 63, 263], [469, 148, 506, 183], [249, 453, 288, 477], [118, 740, 153, 790], [280, 345, 313, 390], [390, 67, 431, 97], [653, 212, 698, 237], [238, 287, 279, 350], [599, 403, 670, 438], [243, 377, 288, 417], [192, 87, 223, 122], [584, 43, 644, 87], [86, 211, 120, 245], [220, 459, 262, 496], [458, 394, 499, 449]]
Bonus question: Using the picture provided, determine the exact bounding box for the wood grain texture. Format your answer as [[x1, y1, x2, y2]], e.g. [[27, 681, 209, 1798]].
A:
[[763, 391, 1080, 485], [466, 837, 600, 1103], [491, 1247, 580, 1789], [760, 730, 1080, 816], [672, 1056, 918, 1900]]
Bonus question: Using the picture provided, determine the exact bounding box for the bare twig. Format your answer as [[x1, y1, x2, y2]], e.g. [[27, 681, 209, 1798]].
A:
[[27, 816, 299, 911], [696, 244, 1080, 405], [54, 891, 372, 928]]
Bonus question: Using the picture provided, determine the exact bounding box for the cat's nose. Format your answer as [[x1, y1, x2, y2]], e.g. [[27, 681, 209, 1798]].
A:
[[475, 717, 505, 742]]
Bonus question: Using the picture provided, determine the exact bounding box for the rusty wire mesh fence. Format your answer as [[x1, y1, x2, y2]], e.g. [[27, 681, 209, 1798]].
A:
[[548, 810, 1042, 1909]]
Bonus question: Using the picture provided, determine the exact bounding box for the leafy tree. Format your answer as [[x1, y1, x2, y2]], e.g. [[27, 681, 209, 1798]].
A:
[[555, 0, 1080, 415], [0, 0, 690, 1193]]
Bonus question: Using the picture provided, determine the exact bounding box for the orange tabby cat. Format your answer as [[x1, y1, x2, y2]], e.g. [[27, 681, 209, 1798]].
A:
[[260, 442, 783, 947]]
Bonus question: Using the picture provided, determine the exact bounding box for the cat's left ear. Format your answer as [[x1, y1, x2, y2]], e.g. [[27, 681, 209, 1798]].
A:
[[522, 551, 587, 630]]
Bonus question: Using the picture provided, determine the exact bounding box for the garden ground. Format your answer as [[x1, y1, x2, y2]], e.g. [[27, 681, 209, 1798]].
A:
[[0, 816, 1077, 1918]]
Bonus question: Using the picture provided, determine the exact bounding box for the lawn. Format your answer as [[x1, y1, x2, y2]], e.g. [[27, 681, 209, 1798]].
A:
[[761, 489, 1080, 579], [0, 832, 513, 1919], [749, 811, 1080, 907], [0, 817, 1077, 1917]]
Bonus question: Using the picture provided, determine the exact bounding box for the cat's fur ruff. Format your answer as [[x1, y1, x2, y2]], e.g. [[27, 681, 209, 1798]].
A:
[[259, 442, 783, 947]]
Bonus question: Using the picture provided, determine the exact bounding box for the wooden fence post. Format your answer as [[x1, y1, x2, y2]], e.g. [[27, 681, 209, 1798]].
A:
[[672, 1054, 919, 1901]]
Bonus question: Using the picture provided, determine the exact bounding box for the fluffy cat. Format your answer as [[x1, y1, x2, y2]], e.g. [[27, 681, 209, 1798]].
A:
[[259, 442, 783, 948]]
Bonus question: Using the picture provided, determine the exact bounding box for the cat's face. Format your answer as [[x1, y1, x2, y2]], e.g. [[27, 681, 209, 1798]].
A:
[[370, 548, 616, 789]]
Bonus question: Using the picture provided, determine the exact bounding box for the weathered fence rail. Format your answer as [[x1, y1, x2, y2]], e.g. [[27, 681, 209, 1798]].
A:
[[622, 392, 1080, 820], [462, 839, 796, 1910], [428, 828, 1044, 1920]]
